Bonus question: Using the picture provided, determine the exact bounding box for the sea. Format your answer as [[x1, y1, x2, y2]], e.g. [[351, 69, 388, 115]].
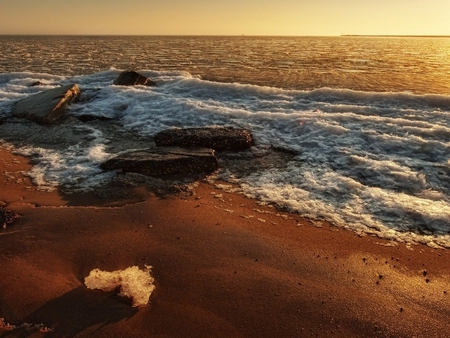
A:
[[0, 35, 449, 248]]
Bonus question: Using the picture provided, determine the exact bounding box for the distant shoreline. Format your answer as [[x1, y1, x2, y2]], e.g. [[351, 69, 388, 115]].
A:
[[341, 34, 450, 38]]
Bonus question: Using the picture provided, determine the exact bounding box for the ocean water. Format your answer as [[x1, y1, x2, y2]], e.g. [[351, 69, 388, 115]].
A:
[[0, 36, 449, 248]]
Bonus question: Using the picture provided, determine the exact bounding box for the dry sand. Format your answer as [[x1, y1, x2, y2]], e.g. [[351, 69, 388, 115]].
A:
[[0, 145, 449, 337]]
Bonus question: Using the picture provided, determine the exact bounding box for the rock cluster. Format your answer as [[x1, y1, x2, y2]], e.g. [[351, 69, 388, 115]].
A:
[[10, 70, 254, 179], [102, 125, 254, 177], [11, 71, 155, 124]]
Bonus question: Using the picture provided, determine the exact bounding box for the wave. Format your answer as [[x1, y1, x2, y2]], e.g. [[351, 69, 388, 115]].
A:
[[0, 70, 449, 248]]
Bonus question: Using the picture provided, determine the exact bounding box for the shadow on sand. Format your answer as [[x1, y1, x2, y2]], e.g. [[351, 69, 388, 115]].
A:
[[1, 287, 137, 338]]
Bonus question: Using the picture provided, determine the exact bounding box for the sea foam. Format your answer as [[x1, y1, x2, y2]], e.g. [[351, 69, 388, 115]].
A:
[[0, 69, 449, 248], [84, 265, 155, 307]]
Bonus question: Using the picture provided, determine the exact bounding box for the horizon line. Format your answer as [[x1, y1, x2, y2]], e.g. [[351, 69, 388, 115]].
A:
[[0, 34, 449, 38], [0, 33, 336, 37]]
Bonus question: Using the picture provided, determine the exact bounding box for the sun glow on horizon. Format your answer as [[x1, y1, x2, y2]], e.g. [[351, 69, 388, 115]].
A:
[[0, 0, 449, 36]]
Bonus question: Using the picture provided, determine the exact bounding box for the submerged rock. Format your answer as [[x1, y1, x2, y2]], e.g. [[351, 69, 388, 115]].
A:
[[77, 115, 114, 123], [101, 147, 218, 176], [113, 70, 156, 86], [12, 84, 80, 124], [31, 81, 46, 86], [154, 127, 254, 151]]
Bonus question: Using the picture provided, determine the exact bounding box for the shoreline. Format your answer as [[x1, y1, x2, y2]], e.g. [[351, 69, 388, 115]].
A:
[[1, 146, 450, 337]]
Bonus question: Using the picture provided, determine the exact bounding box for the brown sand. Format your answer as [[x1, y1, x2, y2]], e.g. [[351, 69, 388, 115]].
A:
[[0, 146, 449, 338]]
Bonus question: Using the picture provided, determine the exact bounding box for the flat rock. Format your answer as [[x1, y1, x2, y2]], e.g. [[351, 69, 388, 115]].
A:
[[12, 84, 80, 124], [154, 127, 254, 151], [101, 147, 218, 176], [113, 71, 156, 86]]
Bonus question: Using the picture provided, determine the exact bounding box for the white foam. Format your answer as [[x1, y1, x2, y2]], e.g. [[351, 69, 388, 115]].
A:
[[1, 70, 450, 248], [17, 142, 114, 192], [84, 265, 155, 307]]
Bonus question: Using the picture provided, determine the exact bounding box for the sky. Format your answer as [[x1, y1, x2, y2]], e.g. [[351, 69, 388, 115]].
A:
[[0, 0, 449, 36]]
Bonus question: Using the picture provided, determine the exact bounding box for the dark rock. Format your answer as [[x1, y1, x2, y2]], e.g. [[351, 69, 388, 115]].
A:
[[31, 81, 46, 86], [77, 115, 114, 123], [12, 84, 80, 124], [101, 147, 218, 176], [154, 127, 254, 151], [113, 71, 156, 86], [1, 208, 19, 229]]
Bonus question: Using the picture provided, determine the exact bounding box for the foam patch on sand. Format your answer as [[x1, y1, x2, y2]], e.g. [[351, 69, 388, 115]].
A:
[[84, 265, 155, 307]]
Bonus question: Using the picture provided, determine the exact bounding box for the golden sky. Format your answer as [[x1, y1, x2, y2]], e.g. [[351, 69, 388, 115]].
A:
[[0, 0, 449, 36]]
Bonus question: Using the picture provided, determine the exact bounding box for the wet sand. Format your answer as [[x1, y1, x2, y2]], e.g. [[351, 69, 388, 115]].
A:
[[1, 146, 449, 337]]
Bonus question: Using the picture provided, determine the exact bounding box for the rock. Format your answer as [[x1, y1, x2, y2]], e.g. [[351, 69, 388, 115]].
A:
[[113, 71, 156, 86], [101, 147, 218, 176], [12, 84, 80, 124], [1, 208, 19, 229], [77, 115, 114, 123], [31, 81, 46, 86], [154, 127, 254, 151]]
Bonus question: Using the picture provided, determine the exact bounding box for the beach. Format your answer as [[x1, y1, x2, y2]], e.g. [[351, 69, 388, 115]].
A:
[[0, 35, 449, 338], [1, 37, 450, 249], [1, 145, 449, 337]]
